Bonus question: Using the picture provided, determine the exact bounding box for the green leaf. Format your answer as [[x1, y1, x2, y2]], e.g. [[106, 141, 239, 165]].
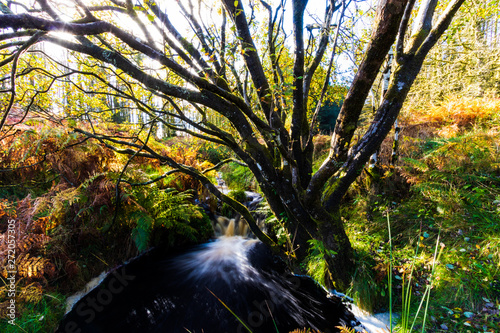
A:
[[234, 1, 239, 7]]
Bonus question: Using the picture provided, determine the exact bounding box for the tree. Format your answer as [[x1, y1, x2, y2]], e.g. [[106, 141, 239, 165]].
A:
[[0, 0, 465, 290], [406, 0, 500, 105]]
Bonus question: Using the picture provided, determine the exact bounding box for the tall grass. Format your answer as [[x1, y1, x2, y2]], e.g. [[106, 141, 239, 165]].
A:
[[387, 215, 445, 333]]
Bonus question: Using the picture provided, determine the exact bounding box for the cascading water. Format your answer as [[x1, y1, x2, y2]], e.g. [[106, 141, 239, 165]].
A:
[[57, 192, 388, 333], [57, 235, 361, 333]]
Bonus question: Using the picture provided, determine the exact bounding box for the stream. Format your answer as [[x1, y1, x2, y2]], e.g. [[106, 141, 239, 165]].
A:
[[58, 186, 390, 333]]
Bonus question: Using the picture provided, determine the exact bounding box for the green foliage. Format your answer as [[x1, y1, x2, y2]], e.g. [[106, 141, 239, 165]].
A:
[[196, 141, 232, 165], [128, 187, 212, 251], [220, 162, 256, 191], [348, 246, 386, 313], [406, 0, 500, 104], [0, 125, 214, 331], [228, 189, 247, 203], [344, 115, 500, 330], [317, 99, 342, 134], [220, 189, 248, 218], [306, 239, 337, 287], [0, 292, 65, 333]]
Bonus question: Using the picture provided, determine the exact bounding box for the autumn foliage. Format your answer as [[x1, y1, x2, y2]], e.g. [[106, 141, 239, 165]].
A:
[[0, 122, 214, 323]]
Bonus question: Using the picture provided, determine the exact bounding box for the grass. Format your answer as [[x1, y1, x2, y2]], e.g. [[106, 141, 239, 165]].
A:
[[0, 292, 65, 333], [344, 95, 500, 332], [220, 162, 257, 191]]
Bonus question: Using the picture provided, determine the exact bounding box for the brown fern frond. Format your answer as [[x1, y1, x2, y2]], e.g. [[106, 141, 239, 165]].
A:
[[15, 194, 35, 225], [32, 216, 51, 234], [17, 282, 44, 304], [16, 253, 56, 280], [15, 234, 50, 253]]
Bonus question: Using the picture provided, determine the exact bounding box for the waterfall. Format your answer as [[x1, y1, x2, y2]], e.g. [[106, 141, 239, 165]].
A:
[[57, 235, 363, 333], [58, 192, 393, 333]]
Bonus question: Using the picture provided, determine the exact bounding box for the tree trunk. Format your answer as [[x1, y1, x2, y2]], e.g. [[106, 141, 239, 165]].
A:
[[308, 204, 354, 291], [319, 213, 354, 291], [0, 0, 466, 294]]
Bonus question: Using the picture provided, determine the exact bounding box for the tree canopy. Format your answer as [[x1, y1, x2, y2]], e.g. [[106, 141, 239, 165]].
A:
[[0, 0, 466, 289]]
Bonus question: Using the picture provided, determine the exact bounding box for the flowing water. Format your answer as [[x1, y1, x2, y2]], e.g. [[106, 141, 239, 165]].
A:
[[59, 192, 390, 333]]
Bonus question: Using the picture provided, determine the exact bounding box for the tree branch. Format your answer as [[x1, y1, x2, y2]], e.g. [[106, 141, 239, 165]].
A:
[[303, 0, 337, 104], [0, 31, 44, 134], [202, 158, 248, 174], [395, 0, 416, 64], [415, 0, 467, 62], [322, 0, 466, 210], [290, 0, 310, 189], [406, 0, 438, 55], [221, 0, 273, 120], [307, 0, 409, 203], [306, 0, 347, 155], [110, 118, 156, 229]]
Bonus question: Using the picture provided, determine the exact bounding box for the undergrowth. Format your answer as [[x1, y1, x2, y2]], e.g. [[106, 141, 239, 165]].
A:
[[2, 96, 499, 332], [345, 95, 500, 332], [0, 123, 213, 332]]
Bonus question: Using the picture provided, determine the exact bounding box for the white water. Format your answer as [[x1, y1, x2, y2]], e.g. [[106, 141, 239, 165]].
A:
[[65, 271, 107, 313], [351, 304, 392, 333], [174, 236, 260, 285]]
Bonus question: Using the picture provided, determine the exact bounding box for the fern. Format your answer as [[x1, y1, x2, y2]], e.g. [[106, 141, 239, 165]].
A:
[[128, 187, 210, 251], [130, 211, 154, 252]]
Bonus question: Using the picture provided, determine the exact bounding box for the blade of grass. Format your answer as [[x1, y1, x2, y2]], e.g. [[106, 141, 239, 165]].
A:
[[421, 233, 444, 333], [387, 213, 393, 332], [401, 235, 420, 331], [207, 288, 253, 333], [408, 232, 444, 332], [264, 300, 280, 333]]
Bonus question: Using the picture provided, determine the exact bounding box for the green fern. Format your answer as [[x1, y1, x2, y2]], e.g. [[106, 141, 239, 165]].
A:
[[128, 187, 211, 251], [130, 211, 154, 252]]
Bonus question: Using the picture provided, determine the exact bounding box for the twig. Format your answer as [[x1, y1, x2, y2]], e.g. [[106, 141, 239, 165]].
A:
[[109, 118, 157, 230], [202, 158, 247, 174]]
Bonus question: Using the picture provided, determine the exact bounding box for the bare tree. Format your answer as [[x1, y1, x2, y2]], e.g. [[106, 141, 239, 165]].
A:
[[0, 0, 465, 290]]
